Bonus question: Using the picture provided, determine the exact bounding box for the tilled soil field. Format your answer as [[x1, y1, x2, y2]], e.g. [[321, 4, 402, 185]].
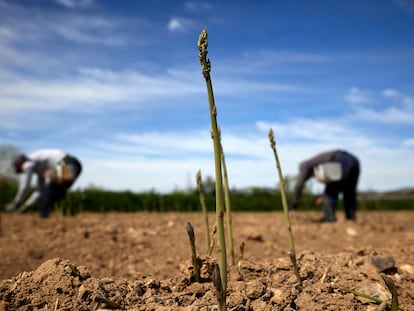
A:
[[0, 210, 413, 310]]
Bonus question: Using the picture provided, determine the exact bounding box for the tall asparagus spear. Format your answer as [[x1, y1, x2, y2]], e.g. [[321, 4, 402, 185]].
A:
[[268, 128, 301, 285], [198, 28, 227, 310]]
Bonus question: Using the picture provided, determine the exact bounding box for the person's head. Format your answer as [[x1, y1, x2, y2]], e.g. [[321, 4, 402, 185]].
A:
[[12, 154, 28, 174]]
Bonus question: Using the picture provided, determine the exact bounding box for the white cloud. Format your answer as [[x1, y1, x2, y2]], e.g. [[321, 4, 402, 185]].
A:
[[256, 118, 365, 146], [394, 0, 414, 15], [0, 3, 154, 48], [257, 51, 331, 63], [353, 107, 414, 123], [351, 89, 414, 123], [0, 25, 15, 40], [215, 79, 306, 95], [382, 88, 401, 98], [382, 89, 414, 109], [114, 131, 213, 156], [55, 0, 94, 9], [402, 96, 414, 109], [77, 156, 211, 192], [403, 138, 414, 146], [0, 62, 308, 123], [167, 17, 195, 32], [73, 122, 414, 193], [90, 129, 273, 163], [51, 18, 126, 45], [344, 87, 370, 104], [0, 66, 203, 118], [185, 1, 212, 11]]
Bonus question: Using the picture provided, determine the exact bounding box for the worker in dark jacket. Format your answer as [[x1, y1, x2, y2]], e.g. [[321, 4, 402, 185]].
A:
[[6, 149, 82, 218], [291, 150, 360, 222]]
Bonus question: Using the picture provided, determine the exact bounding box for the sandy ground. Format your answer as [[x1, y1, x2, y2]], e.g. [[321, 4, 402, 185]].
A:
[[0, 210, 413, 310]]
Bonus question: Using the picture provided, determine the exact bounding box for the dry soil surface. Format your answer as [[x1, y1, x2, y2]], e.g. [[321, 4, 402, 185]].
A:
[[0, 210, 413, 310]]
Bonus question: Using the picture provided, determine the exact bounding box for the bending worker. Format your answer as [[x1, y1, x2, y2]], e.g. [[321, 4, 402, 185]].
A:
[[290, 150, 360, 222], [6, 149, 82, 218]]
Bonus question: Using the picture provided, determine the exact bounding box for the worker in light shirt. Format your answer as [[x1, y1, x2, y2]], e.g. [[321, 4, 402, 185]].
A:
[[6, 149, 82, 218], [290, 150, 360, 222]]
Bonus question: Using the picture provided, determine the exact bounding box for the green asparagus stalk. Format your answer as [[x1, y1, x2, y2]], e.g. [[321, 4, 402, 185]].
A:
[[198, 27, 227, 310], [383, 275, 399, 311], [186, 222, 200, 282], [207, 223, 217, 257], [268, 128, 301, 285], [220, 138, 235, 266], [238, 241, 245, 264], [196, 170, 211, 255]]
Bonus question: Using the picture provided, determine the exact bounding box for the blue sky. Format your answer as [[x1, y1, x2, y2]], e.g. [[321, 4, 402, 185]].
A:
[[1, 0, 413, 193]]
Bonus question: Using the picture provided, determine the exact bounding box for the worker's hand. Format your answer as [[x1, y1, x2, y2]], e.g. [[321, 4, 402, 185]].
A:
[[314, 195, 324, 206], [44, 168, 55, 181], [18, 203, 31, 213], [5, 202, 16, 212]]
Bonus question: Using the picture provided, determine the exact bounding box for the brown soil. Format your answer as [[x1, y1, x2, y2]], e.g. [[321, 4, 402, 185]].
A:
[[0, 210, 413, 310]]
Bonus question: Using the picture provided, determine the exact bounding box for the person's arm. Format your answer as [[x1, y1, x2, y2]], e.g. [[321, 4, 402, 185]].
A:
[[18, 191, 41, 212], [16, 166, 47, 212], [291, 161, 313, 209], [12, 164, 35, 207]]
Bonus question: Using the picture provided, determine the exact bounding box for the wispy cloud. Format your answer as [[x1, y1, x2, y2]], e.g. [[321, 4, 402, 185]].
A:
[[74, 117, 413, 192], [383, 88, 414, 109], [403, 138, 414, 146], [55, 0, 95, 9], [114, 131, 212, 156], [353, 107, 414, 123], [0, 2, 155, 49], [382, 88, 401, 98], [185, 1, 213, 12], [394, 0, 414, 15], [351, 89, 414, 123], [257, 51, 331, 63], [344, 87, 371, 104], [0, 66, 202, 116], [256, 118, 372, 148], [167, 17, 196, 32], [51, 16, 131, 45]]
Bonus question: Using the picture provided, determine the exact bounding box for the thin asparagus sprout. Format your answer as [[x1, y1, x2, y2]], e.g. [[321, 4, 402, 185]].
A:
[[337, 285, 382, 303], [268, 128, 301, 285], [383, 275, 399, 311], [207, 224, 217, 257], [238, 241, 245, 265], [219, 133, 235, 266], [198, 27, 227, 310], [336, 284, 405, 311], [196, 170, 211, 254], [186, 222, 200, 282]]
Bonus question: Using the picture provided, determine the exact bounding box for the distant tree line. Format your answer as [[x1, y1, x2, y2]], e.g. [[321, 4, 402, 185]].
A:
[[1, 175, 413, 214], [1, 144, 412, 213]]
